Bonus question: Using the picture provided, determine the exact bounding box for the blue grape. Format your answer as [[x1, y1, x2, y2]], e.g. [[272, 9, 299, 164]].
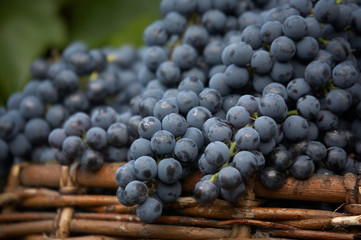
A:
[[106, 146, 129, 162], [270, 36, 296, 62], [153, 98, 179, 121], [325, 89, 352, 115], [218, 167, 242, 190], [250, 50, 273, 75], [85, 127, 107, 150], [144, 46, 168, 71], [6, 92, 24, 110], [24, 118, 50, 145], [325, 38, 351, 63], [221, 42, 253, 67], [260, 167, 285, 190], [162, 113, 187, 138], [283, 15, 307, 40], [130, 138, 154, 159], [267, 148, 293, 171], [91, 107, 117, 130], [202, 9, 227, 33], [37, 81, 58, 104], [233, 151, 258, 179], [183, 127, 204, 150], [262, 83, 288, 101], [193, 180, 218, 204], [199, 88, 222, 114], [150, 130, 175, 155], [9, 134, 31, 157], [282, 115, 309, 142], [125, 180, 148, 205], [55, 150, 73, 166], [139, 97, 158, 118], [156, 61, 181, 87], [127, 115, 142, 140], [136, 197, 163, 223], [297, 95, 320, 119], [242, 25, 262, 50], [133, 156, 158, 181], [208, 73, 231, 97], [198, 154, 219, 174], [220, 182, 245, 202], [53, 69, 79, 95], [143, 20, 168, 46], [226, 106, 250, 129], [235, 127, 260, 151], [314, 0, 340, 24], [203, 40, 223, 66], [157, 157, 183, 184], [204, 141, 229, 167], [115, 163, 136, 188], [324, 130, 349, 149], [19, 96, 44, 120], [332, 62, 359, 89], [138, 116, 162, 140], [237, 94, 259, 115], [296, 36, 319, 60], [116, 186, 134, 206], [260, 20, 283, 44], [64, 92, 89, 114], [80, 149, 104, 170], [62, 136, 86, 159], [186, 106, 212, 130], [0, 139, 9, 161], [325, 147, 347, 172], [305, 16, 322, 39], [164, 11, 187, 35], [178, 76, 204, 94], [254, 116, 277, 142], [30, 58, 48, 79], [224, 64, 249, 89], [290, 155, 315, 179], [107, 123, 129, 147], [270, 61, 294, 84], [176, 90, 199, 115], [174, 138, 198, 164], [157, 181, 181, 203], [289, 0, 312, 16], [182, 25, 209, 49], [205, 121, 232, 143], [286, 78, 311, 101], [85, 79, 107, 103], [172, 44, 198, 70], [259, 93, 288, 122]]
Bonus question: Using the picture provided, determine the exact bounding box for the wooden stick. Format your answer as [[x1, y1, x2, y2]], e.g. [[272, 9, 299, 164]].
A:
[[21, 195, 118, 208], [219, 219, 298, 230], [0, 220, 54, 239], [278, 218, 333, 230], [267, 229, 356, 240], [0, 212, 56, 222], [22, 235, 130, 240], [176, 206, 348, 220], [331, 215, 361, 226], [17, 163, 358, 204], [69, 219, 232, 239]]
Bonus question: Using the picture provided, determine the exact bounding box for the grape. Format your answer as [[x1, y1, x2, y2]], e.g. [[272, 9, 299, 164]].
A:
[[242, 25, 262, 50], [130, 138, 154, 159], [178, 76, 204, 94], [218, 167, 242, 190], [64, 92, 89, 114], [325, 38, 351, 63], [182, 25, 209, 50], [224, 65, 249, 89], [203, 40, 223, 66], [143, 20, 168, 46], [290, 155, 315, 179], [316, 110, 339, 131], [220, 182, 245, 202], [64, 113, 91, 137], [62, 136, 86, 159], [186, 106, 212, 130], [37, 81, 58, 104], [325, 147, 347, 172], [250, 50, 273, 75], [254, 116, 277, 142], [221, 42, 253, 67], [150, 130, 175, 156], [115, 163, 136, 188], [296, 36, 319, 60], [259, 93, 288, 122], [172, 44, 198, 70], [164, 11, 187, 35], [24, 118, 50, 145], [144, 46, 168, 71], [136, 197, 163, 223], [53, 70, 79, 95], [282, 115, 309, 142], [107, 123, 129, 147], [198, 154, 219, 175], [270, 61, 294, 84], [9, 134, 31, 157], [204, 141, 230, 168], [107, 147, 129, 162], [332, 62, 359, 89], [226, 106, 250, 129], [208, 73, 231, 97], [157, 181, 181, 203], [260, 20, 283, 44], [297, 95, 320, 119], [183, 127, 204, 150], [267, 148, 293, 171], [205, 121, 232, 143], [85, 127, 107, 150], [202, 9, 227, 33], [174, 138, 198, 164], [80, 149, 104, 170], [133, 156, 158, 181], [233, 151, 258, 179], [304, 61, 331, 87], [236, 94, 258, 115], [270, 36, 296, 62], [325, 89, 352, 115], [260, 167, 285, 190], [91, 107, 117, 130], [116, 186, 134, 207], [19, 96, 44, 120], [138, 116, 162, 140], [193, 180, 218, 205], [289, 0, 312, 16], [262, 82, 288, 101], [158, 158, 182, 184], [153, 98, 179, 121], [314, 0, 340, 24], [304, 141, 327, 164], [283, 15, 307, 40], [235, 127, 260, 151], [125, 180, 148, 205]]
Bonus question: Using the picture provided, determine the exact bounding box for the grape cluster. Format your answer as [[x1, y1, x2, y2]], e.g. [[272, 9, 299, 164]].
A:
[[1, 0, 361, 222]]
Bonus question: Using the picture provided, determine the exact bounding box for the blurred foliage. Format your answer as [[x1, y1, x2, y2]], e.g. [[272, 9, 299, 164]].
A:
[[0, 0, 161, 105]]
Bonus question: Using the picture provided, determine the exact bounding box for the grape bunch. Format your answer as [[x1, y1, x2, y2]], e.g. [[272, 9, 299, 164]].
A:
[[1, 0, 361, 222]]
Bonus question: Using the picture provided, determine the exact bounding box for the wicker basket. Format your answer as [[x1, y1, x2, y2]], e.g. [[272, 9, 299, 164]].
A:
[[1, 162, 361, 240]]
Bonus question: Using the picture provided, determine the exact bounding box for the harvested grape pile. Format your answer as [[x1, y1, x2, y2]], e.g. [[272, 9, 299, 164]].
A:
[[1, 0, 361, 225]]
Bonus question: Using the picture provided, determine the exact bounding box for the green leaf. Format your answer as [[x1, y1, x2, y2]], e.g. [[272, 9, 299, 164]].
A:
[[0, 0, 66, 106], [64, 0, 161, 47]]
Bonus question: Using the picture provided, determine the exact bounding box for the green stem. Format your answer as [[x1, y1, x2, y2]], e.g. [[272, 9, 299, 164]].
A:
[[317, 37, 329, 46], [210, 172, 219, 182], [287, 109, 298, 116], [336, 0, 343, 4], [229, 141, 238, 157]]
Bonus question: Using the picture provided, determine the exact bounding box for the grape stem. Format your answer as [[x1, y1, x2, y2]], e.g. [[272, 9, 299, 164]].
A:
[[287, 110, 298, 117], [229, 141, 238, 157]]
